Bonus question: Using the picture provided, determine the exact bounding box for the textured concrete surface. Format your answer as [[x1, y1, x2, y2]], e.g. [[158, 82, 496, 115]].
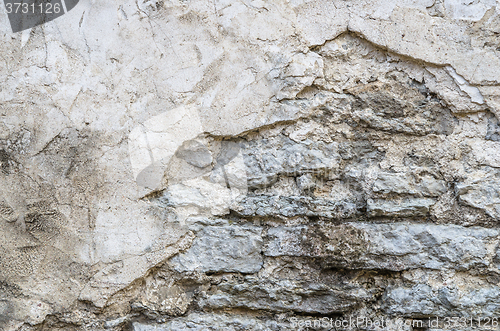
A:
[[0, 0, 499, 330]]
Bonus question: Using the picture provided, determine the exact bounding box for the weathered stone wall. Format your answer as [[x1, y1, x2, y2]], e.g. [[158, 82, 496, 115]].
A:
[[1, 0, 500, 330]]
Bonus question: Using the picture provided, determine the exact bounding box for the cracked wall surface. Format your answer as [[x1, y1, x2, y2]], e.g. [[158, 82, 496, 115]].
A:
[[0, 0, 500, 330]]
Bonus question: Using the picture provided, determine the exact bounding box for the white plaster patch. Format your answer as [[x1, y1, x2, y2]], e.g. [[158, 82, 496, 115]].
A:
[[444, 0, 496, 20], [445, 66, 485, 104]]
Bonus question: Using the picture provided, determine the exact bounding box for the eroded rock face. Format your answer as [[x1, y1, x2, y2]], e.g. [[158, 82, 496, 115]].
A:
[[1, 0, 500, 330], [265, 223, 498, 271], [168, 226, 263, 274]]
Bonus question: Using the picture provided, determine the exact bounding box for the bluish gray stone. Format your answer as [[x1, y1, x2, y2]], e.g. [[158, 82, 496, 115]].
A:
[[198, 276, 372, 314], [367, 198, 436, 217], [132, 313, 293, 331], [383, 285, 500, 318], [264, 223, 499, 271], [169, 226, 263, 274]]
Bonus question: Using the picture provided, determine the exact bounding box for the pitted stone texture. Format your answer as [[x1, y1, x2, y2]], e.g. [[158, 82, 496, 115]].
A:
[[132, 313, 293, 331], [241, 135, 340, 189], [315, 33, 485, 114], [169, 226, 263, 274], [265, 223, 499, 271], [383, 285, 500, 317], [372, 172, 447, 197], [347, 80, 457, 135], [367, 198, 437, 217], [199, 275, 372, 314], [457, 168, 500, 220], [234, 195, 360, 219]]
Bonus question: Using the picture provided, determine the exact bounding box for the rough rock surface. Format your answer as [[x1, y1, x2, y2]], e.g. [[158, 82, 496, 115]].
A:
[[1, 0, 500, 330]]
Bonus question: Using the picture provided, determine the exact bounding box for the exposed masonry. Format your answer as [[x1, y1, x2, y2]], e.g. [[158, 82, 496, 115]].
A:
[[2, 22, 500, 331], [126, 34, 500, 330]]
